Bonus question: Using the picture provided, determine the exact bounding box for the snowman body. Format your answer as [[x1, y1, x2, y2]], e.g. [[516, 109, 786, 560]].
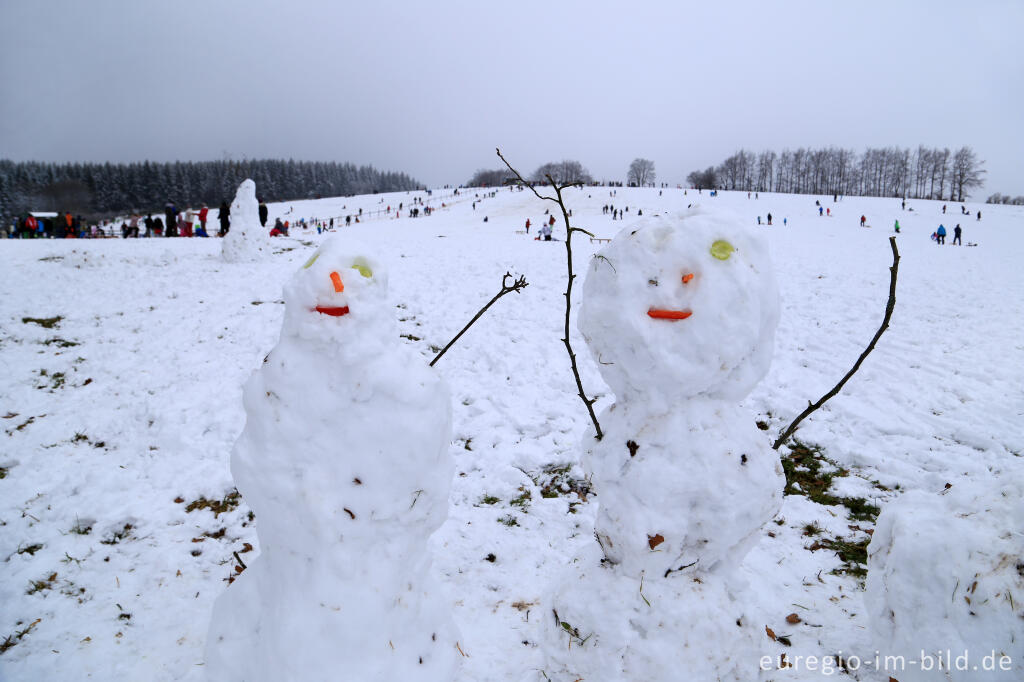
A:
[[222, 179, 272, 263], [205, 237, 460, 681], [544, 209, 783, 681]]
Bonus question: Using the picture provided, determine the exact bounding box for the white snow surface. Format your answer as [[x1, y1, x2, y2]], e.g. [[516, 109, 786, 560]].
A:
[[866, 475, 1024, 681], [1, 185, 1023, 681], [221, 180, 271, 263]]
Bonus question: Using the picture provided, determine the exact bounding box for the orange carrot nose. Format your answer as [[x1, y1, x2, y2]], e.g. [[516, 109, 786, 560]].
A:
[[329, 271, 344, 292], [682, 273, 694, 284]]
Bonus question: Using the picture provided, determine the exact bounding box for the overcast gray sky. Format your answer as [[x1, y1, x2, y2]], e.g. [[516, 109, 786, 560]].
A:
[[1, 0, 1021, 195]]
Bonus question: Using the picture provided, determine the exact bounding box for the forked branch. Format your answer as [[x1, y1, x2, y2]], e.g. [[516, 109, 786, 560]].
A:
[[430, 272, 528, 367], [497, 148, 603, 440], [773, 237, 900, 450]]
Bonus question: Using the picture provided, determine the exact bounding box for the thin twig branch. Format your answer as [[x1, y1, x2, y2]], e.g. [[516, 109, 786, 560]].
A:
[[773, 237, 900, 450], [496, 149, 603, 440], [430, 272, 528, 367]]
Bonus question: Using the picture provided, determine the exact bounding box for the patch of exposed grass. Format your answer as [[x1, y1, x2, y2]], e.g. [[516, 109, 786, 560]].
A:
[[27, 572, 58, 595], [819, 536, 870, 579], [479, 495, 500, 505], [497, 514, 518, 527], [841, 497, 881, 523], [185, 489, 242, 517], [17, 543, 44, 556], [781, 441, 845, 505], [0, 466, 7, 479], [100, 523, 133, 545], [22, 316, 62, 329], [42, 338, 79, 348], [510, 488, 531, 510], [1, 618, 41, 655], [69, 519, 92, 535]]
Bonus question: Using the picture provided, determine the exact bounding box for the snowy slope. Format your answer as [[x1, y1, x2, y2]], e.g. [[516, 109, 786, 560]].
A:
[[1, 184, 1022, 681]]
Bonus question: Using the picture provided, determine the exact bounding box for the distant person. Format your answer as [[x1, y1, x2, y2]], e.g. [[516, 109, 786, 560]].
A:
[[953, 224, 962, 245], [818, 206, 824, 216], [198, 204, 209, 234], [164, 202, 177, 235], [757, 216, 761, 225], [942, 204, 947, 214], [270, 218, 285, 237], [153, 216, 164, 236], [218, 201, 230, 236], [767, 213, 772, 225], [860, 215, 866, 227], [894, 219, 900, 233], [525, 218, 530, 234], [826, 207, 831, 217], [902, 199, 906, 210], [144, 214, 154, 238], [936, 224, 946, 244], [258, 199, 268, 227], [976, 210, 981, 221]]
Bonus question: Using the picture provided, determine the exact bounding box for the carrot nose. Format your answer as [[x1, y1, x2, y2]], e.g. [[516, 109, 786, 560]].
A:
[[329, 271, 344, 292], [682, 273, 694, 284]]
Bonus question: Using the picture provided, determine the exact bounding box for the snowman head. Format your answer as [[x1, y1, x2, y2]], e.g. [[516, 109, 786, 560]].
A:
[[578, 208, 779, 403], [282, 235, 390, 342]]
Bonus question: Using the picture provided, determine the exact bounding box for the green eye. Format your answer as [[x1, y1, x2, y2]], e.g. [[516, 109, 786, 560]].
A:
[[303, 253, 319, 269], [710, 240, 734, 260], [352, 262, 373, 278]]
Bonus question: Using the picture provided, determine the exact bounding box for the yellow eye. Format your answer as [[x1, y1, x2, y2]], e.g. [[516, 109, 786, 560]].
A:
[[351, 262, 373, 278], [710, 240, 734, 260], [303, 253, 320, 269]]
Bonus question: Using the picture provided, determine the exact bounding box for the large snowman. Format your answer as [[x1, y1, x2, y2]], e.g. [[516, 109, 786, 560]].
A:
[[543, 208, 784, 680], [205, 235, 461, 681]]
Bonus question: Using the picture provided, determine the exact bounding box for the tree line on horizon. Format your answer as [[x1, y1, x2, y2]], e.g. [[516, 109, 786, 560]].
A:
[[687, 146, 987, 202], [0, 159, 422, 224]]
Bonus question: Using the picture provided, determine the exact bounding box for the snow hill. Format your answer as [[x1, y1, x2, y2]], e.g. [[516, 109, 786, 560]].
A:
[[1, 185, 1022, 681]]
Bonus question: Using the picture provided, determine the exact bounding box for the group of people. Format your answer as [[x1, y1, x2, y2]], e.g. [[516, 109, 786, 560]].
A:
[[932, 224, 963, 245]]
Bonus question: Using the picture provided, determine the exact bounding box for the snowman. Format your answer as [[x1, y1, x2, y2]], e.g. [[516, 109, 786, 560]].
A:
[[543, 208, 784, 681], [222, 179, 272, 263], [205, 235, 461, 681]]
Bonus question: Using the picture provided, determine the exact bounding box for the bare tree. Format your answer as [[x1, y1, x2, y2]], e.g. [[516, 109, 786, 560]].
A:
[[627, 158, 656, 187], [950, 146, 987, 202], [467, 169, 513, 187], [531, 160, 592, 185]]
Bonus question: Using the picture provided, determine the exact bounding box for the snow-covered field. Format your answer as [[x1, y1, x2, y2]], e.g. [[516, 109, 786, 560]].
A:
[[2, 184, 1022, 681]]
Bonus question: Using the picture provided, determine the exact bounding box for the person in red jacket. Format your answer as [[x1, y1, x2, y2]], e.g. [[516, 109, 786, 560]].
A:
[[525, 218, 530, 233], [198, 204, 209, 234]]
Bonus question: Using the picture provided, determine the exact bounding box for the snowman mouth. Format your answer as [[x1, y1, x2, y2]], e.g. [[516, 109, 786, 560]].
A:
[[648, 308, 692, 320], [315, 306, 350, 317]]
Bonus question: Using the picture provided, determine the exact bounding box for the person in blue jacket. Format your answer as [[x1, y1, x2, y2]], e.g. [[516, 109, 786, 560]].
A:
[[936, 224, 947, 245]]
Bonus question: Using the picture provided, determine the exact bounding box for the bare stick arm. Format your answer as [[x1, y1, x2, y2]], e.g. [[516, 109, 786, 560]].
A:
[[773, 237, 900, 450], [430, 272, 528, 367]]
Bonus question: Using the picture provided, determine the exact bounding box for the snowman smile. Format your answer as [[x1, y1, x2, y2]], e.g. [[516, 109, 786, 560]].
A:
[[315, 305, 350, 317], [647, 308, 692, 320]]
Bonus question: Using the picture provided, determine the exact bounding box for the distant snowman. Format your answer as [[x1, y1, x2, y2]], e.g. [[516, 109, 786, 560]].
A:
[[543, 207, 784, 681], [205, 235, 461, 681], [221, 179, 272, 263]]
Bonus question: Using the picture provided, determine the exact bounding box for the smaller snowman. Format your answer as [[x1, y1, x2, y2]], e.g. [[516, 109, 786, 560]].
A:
[[205, 235, 461, 682], [866, 474, 1024, 682], [222, 179, 272, 263], [543, 208, 784, 681]]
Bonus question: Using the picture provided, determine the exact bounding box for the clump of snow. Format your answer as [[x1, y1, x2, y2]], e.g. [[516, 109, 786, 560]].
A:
[[221, 179, 272, 263], [544, 209, 783, 681], [205, 235, 461, 680], [866, 474, 1024, 681]]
